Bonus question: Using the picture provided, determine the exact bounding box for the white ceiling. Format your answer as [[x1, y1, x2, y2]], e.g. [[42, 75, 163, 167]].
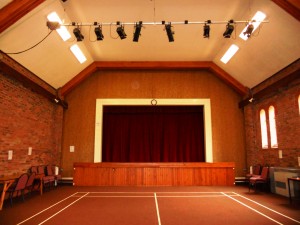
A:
[[0, 0, 299, 90]]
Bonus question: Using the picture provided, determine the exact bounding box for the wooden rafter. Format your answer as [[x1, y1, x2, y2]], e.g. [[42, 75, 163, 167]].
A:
[[272, 0, 300, 21], [0, 0, 45, 34]]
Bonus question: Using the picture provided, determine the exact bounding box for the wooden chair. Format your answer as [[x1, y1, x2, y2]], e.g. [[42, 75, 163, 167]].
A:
[[249, 167, 269, 192], [7, 173, 28, 206]]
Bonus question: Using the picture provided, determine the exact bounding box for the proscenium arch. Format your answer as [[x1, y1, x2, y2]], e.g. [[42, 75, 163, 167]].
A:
[[94, 99, 213, 162]]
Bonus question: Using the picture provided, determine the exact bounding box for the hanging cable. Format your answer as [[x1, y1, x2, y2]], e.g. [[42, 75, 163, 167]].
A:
[[3, 30, 53, 55]]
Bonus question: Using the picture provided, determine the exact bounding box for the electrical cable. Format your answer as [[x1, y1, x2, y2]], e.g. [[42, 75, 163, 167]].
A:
[[3, 30, 53, 55]]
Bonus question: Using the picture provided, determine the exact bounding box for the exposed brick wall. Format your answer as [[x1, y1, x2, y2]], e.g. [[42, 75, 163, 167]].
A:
[[0, 72, 63, 177], [245, 80, 300, 169]]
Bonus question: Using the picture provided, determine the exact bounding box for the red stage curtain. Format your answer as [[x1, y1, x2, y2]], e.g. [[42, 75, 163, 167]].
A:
[[102, 106, 205, 162]]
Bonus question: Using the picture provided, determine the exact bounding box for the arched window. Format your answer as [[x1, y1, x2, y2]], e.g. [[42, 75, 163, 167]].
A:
[[260, 109, 268, 149], [268, 106, 278, 148]]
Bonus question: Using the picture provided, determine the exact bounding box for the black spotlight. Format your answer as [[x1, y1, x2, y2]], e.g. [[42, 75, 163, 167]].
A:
[[73, 27, 84, 41], [94, 26, 104, 41], [133, 21, 142, 42], [116, 25, 127, 40], [203, 24, 210, 38], [203, 20, 211, 38], [223, 22, 234, 38], [243, 23, 254, 38], [165, 23, 174, 42]]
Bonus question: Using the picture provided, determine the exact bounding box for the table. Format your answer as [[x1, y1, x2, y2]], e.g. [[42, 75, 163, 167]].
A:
[[34, 173, 45, 195], [0, 175, 19, 210], [287, 177, 300, 203], [0, 173, 45, 210]]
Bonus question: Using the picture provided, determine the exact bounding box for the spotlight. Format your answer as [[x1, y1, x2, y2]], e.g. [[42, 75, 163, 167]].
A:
[[203, 25, 210, 38], [94, 26, 104, 41], [73, 27, 84, 41], [165, 23, 174, 42], [116, 25, 127, 40], [133, 21, 142, 42], [223, 21, 234, 38], [203, 20, 211, 38], [243, 23, 254, 38]]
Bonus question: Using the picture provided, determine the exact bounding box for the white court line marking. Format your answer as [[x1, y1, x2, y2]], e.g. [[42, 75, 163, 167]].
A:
[[233, 192, 300, 224], [80, 195, 239, 198], [38, 192, 90, 225], [154, 193, 162, 225], [17, 192, 79, 225], [221, 192, 284, 225], [77, 191, 233, 194]]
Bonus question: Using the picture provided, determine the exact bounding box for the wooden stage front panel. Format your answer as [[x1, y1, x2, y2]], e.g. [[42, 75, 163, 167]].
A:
[[73, 162, 235, 186]]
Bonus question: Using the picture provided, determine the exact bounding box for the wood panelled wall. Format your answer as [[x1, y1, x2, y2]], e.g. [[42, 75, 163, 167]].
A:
[[73, 162, 235, 186], [62, 69, 246, 177]]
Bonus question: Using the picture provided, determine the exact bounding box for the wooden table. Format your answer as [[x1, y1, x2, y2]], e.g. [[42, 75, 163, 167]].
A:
[[0, 173, 45, 210], [0, 175, 19, 210], [287, 177, 300, 203], [34, 173, 45, 196]]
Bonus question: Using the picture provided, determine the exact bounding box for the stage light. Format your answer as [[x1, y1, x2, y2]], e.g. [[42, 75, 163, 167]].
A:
[[94, 26, 104, 41], [223, 21, 234, 38], [73, 27, 84, 41], [239, 11, 266, 40], [133, 22, 142, 42], [203, 20, 211, 38], [243, 23, 254, 38], [165, 23, 174, 42], [116, 25, 127, 40]]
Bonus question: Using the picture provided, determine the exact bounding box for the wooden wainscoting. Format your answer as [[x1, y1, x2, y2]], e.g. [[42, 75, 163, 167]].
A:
[[73, 162, 235, 186]]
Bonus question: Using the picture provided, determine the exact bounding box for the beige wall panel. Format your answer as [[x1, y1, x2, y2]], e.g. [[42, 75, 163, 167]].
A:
[[62, 69, 246, 177]]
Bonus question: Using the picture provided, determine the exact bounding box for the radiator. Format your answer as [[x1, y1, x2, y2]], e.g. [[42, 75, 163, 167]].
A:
[[269, 167, 300, 197]]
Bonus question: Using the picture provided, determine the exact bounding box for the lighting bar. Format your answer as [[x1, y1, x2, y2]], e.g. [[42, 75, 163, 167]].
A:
[[70, 44, 87, 63], [47, 12, 71, 41], [59, 19, 268, 27], [239, 11, 266, 40], [220, 44, 239, 64]]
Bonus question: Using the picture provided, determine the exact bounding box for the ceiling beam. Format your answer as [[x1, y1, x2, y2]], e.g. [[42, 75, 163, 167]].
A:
[[0, 0, 45, 34], [239, 58, 300, 108], [272, 0, 300, 21], [0, 51, 68, 108], [60, 61, 249, 97]]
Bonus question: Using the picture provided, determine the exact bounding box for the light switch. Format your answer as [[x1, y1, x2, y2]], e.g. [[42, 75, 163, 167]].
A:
[[28, 147, 32, 155], [8, 150, 13, 160], [70, 146, 75, 152]]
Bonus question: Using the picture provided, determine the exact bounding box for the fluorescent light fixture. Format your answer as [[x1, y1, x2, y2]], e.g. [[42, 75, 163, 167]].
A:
[[47, 12, 71, 41], [239, 11, 266, 40], [220, 44, 239, 64], [70, 44, 87, 63]]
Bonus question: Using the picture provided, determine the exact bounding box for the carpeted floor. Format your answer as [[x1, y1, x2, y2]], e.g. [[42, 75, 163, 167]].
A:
[[0, 184, 299, 225]]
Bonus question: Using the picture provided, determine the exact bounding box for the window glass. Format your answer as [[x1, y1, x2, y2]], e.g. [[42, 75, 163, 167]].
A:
[[260, 109, 268, 149], [268, 106, 278, 148], [298, 95, 300, 115]]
